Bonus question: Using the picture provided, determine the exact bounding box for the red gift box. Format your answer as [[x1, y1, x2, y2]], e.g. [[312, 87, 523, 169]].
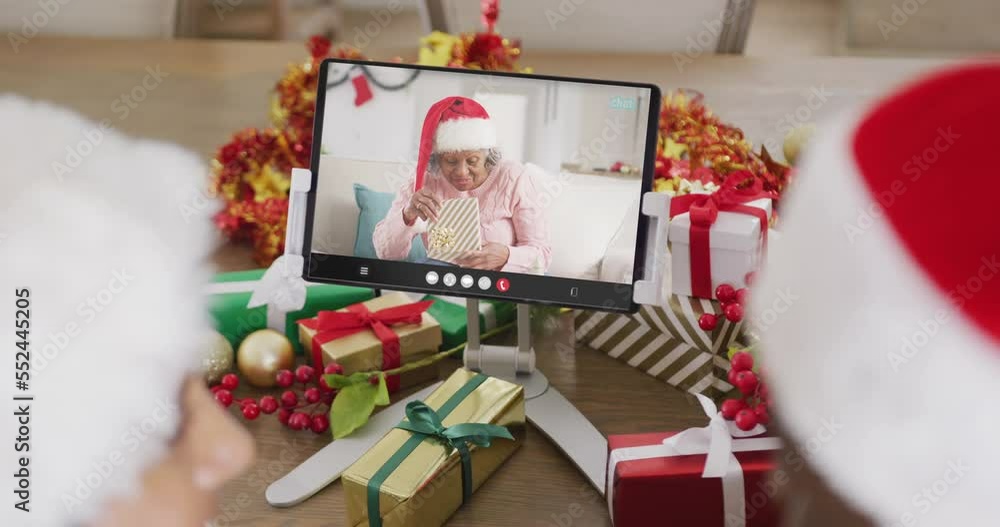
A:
[[607, 431, 781, 527]]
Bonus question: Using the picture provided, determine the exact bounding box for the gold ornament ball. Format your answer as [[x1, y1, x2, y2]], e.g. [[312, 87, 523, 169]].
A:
[[783, 124, 816, 166], [202, 330, 234, 384], [237, 329, 295, 388]]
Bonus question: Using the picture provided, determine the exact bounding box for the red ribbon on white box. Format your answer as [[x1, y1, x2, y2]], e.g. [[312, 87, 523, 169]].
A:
[[606, 395, 782, 527]]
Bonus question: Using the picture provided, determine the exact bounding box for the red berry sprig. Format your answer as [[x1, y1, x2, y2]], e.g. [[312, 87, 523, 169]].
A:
[[697, 282, 751, 331], [212, 362, 345, 435], [720, 350, 771, 431]]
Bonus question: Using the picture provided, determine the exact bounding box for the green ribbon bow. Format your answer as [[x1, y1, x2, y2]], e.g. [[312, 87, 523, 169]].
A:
[[365, 374, 514, 527], [397, 400, 514, 497]]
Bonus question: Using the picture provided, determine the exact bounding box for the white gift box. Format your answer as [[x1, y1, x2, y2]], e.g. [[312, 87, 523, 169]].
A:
[[669, 197, 772, 299]]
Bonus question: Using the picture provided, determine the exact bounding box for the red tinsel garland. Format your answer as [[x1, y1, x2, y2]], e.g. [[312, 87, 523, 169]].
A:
[[654, 90, 792, 197], [210, 38, 364, 265]]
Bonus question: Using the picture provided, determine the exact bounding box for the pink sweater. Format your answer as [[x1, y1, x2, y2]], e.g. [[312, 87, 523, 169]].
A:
[[373, 160, 551, 273]]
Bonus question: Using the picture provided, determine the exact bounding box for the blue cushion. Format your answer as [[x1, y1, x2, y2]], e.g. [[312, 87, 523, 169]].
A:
[[353, 183, 427, 261]]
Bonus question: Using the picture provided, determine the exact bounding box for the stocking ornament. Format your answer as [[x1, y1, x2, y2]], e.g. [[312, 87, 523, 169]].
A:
[[351, 70, 374, 107]]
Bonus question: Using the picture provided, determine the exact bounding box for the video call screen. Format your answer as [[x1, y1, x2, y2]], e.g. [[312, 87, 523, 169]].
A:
[[304, 60, 659, 312]]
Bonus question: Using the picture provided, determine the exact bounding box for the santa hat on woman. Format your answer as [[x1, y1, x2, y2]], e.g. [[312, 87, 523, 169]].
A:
[[753, 63, 1000, 526], [414, 96, 496, 190], [0, 95, 215, 525]]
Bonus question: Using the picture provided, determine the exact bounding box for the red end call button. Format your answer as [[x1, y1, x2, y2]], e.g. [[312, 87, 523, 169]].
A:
[[496, 278, 510, 292]]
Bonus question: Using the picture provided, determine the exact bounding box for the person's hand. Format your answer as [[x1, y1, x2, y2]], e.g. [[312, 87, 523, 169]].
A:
[[403, 188, 441, 224], [456, 243, 510, 271]]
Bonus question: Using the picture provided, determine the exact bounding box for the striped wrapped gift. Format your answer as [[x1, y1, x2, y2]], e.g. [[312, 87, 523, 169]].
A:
[[574, 296, 747, 400], [427, 197, 481, 262]]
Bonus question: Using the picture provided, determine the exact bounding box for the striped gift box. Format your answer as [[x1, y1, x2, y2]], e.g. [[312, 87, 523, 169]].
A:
[[634, 295, 746, 357], [574, 296, 747, 400], [427, 197, 481, 262]]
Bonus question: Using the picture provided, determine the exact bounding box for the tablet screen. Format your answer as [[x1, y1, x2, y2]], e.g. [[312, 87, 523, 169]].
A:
[[304, 60, 659, 312]]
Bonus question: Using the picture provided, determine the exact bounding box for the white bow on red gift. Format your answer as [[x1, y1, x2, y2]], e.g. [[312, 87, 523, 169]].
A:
[[606, 394, 783, 527]]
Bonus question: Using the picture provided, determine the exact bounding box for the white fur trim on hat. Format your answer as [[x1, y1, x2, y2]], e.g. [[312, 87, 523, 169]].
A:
[[752, 110, 1000, 527], [433, 117, 496, 153], [0, 95, 216, 525]]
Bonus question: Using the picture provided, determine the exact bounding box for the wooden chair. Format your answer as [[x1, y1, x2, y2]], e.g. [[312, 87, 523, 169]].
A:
[[418, 0, 757, 54], [0, 0, 178, 39], [175, 0, 344, 41], [841, 0, 1000, 56]]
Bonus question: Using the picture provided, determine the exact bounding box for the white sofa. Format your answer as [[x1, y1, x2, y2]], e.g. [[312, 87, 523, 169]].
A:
[[311, 156, 642, 283]]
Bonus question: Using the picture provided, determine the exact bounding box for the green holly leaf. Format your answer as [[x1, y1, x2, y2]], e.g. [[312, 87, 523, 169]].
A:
[[330, 382, 377, 439], [328, 373, 392, 439], [374, 372, 389, 406]]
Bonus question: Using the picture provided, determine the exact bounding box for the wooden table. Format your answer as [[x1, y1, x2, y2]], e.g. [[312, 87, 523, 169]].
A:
[[0, 38, 949, 526]]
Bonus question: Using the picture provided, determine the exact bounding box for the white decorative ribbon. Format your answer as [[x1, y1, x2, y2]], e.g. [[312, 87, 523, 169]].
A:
[[606, 394, 782, 526], [206, 254, 308, 332]]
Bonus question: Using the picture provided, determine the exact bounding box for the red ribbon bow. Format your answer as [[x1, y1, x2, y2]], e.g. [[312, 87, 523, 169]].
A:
[[669, 172, 776, 299], [300, 300, 434, 392]]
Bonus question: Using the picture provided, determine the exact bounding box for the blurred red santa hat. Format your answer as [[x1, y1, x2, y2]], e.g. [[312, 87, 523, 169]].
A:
[[752, 62, 1000, 526], [414, 96, 496, 190]]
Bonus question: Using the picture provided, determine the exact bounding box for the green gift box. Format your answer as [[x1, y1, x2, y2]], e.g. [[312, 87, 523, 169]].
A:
[[422, 295, 517, 349], [207, 269, 374, 353]]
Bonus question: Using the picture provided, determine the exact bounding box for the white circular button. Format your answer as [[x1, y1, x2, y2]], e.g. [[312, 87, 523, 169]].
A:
[[477, 276, 491, 290], [425, 271, 439, 285], [460, 275, 474, 288], [443, 273, 457, 287]]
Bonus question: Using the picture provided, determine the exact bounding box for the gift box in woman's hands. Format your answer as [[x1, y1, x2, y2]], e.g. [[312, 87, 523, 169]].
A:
[[426, 197, 482, 263]]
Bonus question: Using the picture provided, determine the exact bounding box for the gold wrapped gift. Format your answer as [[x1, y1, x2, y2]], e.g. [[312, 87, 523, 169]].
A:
[[298, 292, 443, 392], [343, 368, 525, 527]]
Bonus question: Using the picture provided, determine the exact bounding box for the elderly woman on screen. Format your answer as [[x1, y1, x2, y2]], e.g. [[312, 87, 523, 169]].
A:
[[373, 96, 551, 273]]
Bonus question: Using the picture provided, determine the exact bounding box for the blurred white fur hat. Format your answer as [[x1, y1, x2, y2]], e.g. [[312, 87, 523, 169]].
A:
[[753, 63, 1000, 526], [0, 95, 216, 525]]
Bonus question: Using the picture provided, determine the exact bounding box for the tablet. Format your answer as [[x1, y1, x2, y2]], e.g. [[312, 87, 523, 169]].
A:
[[303, 59, 660, 312]]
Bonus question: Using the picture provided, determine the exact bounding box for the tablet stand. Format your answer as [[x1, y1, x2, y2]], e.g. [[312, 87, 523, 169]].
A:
[[265, 169, 670, 507]]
